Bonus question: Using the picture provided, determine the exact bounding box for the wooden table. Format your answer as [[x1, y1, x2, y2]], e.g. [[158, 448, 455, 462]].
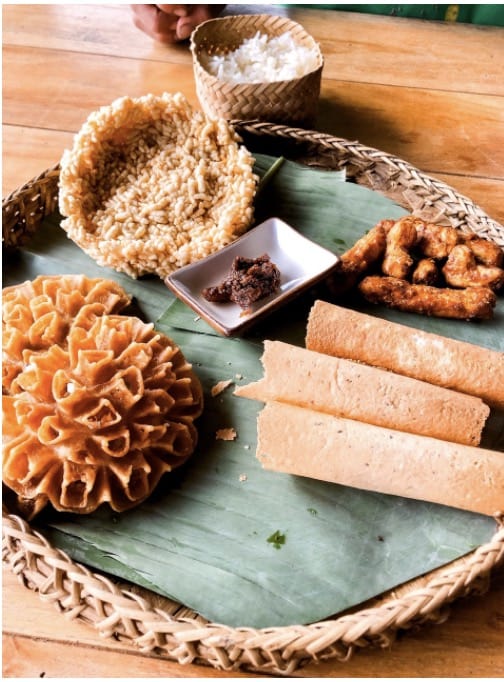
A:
[[3, 4, 504, 678]]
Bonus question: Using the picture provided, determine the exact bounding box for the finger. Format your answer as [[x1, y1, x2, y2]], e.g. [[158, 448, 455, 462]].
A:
[[153, 7, 180, 35], [131, 4, 179, 43], [175, 16, 195, 41], [174, 4, 225, 40], [189, 4, 225, 23], [156, 4, 188, 17], [131, 3, 159, 27]]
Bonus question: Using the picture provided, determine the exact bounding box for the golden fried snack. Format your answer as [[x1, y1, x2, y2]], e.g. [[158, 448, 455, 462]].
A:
[[359, 275, 496, 320], [326, 223, 387, 296], [374, 218, 396, 234], [2, 314, 203, 518], [337, 223, 387, 275], [460, 232, 504, 267], [2, 275, 131, 394], [59, 93, 257, 278], [442, 244, 504, 291], [416, 220, 460, 259], [412, 258, 439, 286], [382, 217, 418, 279]]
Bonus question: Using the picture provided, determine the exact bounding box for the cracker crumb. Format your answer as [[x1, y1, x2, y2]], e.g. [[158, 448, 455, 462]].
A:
[[239, 474, 247, 482], [211, 379, 234, 397], [235, 373, 243, 380], [216, 428, 237, 441]]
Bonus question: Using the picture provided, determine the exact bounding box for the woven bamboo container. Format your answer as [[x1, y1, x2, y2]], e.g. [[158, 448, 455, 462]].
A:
[[190, 15, 323, 127], [2, 122, 504, 676]]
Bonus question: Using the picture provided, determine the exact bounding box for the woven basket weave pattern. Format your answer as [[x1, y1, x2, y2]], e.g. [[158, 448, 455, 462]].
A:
[[3, 511, 504, 675], [191, 15, 323, 126], [2, 122, 504, 675]]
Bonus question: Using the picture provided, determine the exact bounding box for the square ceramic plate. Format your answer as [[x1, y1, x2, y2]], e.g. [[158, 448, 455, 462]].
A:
[[165, 217, 339, 336]]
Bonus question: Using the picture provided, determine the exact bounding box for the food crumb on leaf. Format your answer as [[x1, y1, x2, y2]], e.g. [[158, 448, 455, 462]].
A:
[[216, 427, 237, 441], [211, 379, 234, 397]]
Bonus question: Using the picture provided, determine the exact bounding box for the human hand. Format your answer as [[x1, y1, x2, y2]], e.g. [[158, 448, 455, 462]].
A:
[[131, 4, 224, 44]]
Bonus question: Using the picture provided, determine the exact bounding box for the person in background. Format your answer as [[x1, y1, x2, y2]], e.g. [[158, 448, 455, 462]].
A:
[[131, 4, 504, 43], [131, 4, 224, 43]]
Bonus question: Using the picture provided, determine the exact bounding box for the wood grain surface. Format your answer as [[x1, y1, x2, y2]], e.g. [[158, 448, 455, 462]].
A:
[[2, 3, 504, 678]]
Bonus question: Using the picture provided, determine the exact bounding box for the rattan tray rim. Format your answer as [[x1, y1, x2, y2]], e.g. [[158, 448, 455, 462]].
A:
[[3, 120, 504, 676]]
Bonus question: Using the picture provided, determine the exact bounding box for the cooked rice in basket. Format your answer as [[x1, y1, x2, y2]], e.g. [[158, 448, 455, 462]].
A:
[[201, 31, 321, 84], [59, 93, 258, 278]]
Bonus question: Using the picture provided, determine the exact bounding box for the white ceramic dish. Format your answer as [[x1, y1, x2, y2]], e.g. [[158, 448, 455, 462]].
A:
[[165, 217, 339, 336]]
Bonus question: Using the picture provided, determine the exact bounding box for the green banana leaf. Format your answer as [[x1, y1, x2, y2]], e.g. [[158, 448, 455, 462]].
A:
[[4, 154, 502, 629]]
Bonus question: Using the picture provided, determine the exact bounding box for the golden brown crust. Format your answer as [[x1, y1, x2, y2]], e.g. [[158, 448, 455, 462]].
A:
[[415, 220, 460, 259], [358, 275, 496, 320], [411, 257, 439, 285], [381, 216, 418, 279], [2, 275, 203, 518], [58, 93, 257, 278], [2, 275, 131, 394], [326, 223, 387, 296], [329, 215, 504, 320], [461, 232, 504, 267], [442, 244, 504, 290]]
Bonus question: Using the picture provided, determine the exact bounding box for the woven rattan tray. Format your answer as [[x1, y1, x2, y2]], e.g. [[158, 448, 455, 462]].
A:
[[3, 121, 504, 676]]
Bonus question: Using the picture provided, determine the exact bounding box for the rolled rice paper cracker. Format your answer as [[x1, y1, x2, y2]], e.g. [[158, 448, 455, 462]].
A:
[[257, 401, 504, 517], [235, 340, 490, 446], [306, 300, 504, 411]]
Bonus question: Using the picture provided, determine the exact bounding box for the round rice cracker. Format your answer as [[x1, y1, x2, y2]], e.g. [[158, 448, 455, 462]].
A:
[[59, 93, 258, 278]]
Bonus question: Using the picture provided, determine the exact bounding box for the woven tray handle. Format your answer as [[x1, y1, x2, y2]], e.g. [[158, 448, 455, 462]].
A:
[[2, 163, 60, 249], [233, 121, 504, 246]]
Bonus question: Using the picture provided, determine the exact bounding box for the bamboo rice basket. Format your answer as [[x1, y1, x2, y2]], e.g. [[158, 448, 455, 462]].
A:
[[190, 15, 323, 127]]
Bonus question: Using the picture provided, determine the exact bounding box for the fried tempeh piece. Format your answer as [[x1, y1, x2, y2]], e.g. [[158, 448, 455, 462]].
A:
[[306, 300, 504, 410], [235, 340, 489, 446], [416, 220, 460, 259], [382, 216, 418, 279], [359, 275, 496, 320], [326, 223, 387, 295], [461, 232, 504, 267], [256, 402, 504, 517], [442, 244, 504, 291], [412, 257, 439, 285]]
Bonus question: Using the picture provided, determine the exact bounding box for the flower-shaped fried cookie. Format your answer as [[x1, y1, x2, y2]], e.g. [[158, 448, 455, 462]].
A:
[[2, 274, 131, 394], [3, 300, 203, 518]]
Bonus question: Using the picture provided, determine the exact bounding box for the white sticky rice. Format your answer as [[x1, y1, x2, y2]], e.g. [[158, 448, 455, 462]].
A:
[[202, 31, 320, 84]]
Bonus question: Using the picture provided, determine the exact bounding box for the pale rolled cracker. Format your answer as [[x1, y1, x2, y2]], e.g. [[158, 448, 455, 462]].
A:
[[257, 402, 504, 517], [235, 340, 489, 446], [306, 300, 504, 411]]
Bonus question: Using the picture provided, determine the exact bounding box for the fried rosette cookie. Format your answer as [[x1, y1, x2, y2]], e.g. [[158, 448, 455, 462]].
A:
[[2, 274, 131, 394], [2, 276, 203, 518]]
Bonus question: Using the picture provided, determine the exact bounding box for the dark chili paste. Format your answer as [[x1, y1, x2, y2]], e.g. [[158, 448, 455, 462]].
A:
[[202, 254, 281, 309]]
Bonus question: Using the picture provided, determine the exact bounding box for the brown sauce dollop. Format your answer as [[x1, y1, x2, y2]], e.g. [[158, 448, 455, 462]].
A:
[[202, 254, 281, 309]]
